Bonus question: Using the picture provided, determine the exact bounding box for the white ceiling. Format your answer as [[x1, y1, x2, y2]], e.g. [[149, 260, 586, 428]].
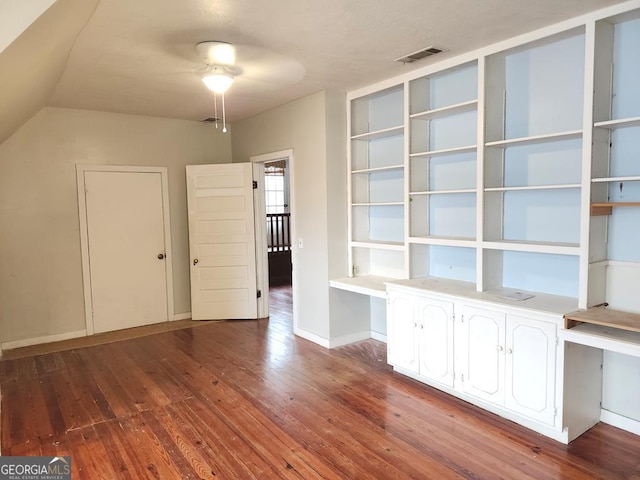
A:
[[8, 0, 636, 125]]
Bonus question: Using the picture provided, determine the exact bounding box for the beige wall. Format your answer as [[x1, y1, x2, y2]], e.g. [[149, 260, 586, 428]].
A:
[[0, 0, 99, 145], [0, 107, 231, 343], [232, 91, 361, 342]]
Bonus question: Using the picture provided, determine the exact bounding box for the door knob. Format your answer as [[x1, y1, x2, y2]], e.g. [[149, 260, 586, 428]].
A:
[[157, 253, 165, 260], [193, 258, 199, 265]]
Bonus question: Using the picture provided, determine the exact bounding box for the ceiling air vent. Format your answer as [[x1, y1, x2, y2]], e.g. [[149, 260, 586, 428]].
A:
[[201, 117, 220, 123], [395, 46, 442, 64]]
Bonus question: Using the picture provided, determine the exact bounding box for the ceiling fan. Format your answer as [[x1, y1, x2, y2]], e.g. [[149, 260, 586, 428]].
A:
[[196, 41, 240, 132], [192, 40, 306, 131], [196, 41, 242, 94]]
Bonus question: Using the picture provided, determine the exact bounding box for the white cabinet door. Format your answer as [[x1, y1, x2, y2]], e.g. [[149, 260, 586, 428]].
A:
[[505, 315, 557, 425], [417, 298, 454, 387], [387, 292, 418, 373], [463, 306, 506, 405]]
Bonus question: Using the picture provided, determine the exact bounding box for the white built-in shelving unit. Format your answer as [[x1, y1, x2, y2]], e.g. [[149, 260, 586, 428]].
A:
[[342, 28, 593, 303], [481, 30, 585, 300], [408, 63, 478, 285], [348, 85, 406, 281], [333, 0, 640, 443], [339, 8, 640, 308], [589, 12, 640, 311]]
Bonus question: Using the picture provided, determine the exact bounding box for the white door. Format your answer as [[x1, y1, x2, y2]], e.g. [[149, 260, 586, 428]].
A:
[[505, 315, 557, 425], [387, 292, 418, 373], [82, 169, 170, 334], [187, 163, 258, 320], [462, 306, 505, 405], [418, 298, 454, 387]]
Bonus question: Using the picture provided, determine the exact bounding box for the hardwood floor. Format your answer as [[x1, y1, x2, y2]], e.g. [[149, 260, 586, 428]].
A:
[[1, 285, 639, 479]]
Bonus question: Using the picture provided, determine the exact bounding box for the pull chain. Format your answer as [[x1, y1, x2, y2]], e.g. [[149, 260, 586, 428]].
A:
[[222, 91, 227, 133], [214, 92, 219, 129]]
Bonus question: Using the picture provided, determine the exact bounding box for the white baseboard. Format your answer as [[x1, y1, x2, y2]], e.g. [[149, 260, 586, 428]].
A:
[[329, 331, 371, 349], [371, 331, 387, 343], [294, 328, 387, 349], [2, 315, 191, 352], [601, 409, 640, 436], [293, 327, 331, 348], [1, 329, 87, 351]]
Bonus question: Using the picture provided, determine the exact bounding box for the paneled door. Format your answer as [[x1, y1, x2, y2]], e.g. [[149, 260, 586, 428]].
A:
[[462, 306, 506, 405], [78, 166, 173, 334], [418, 298, 455, 387], [186, 163, 259, 320], [505, 314, 557, 425], [387, 292, 418, 373]]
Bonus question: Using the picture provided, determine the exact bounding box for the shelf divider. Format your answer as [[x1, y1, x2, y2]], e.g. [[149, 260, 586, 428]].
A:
[[410, 100, 478, 120], [485, 130, 582, 148], [409, 145, 477, 158], [351, 125, 404, 141], [594, 116, 640, 130]]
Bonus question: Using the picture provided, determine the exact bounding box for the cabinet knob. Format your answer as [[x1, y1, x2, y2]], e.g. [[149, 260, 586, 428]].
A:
[[507, 348, 513, 354], [496, 345, 504, 352]]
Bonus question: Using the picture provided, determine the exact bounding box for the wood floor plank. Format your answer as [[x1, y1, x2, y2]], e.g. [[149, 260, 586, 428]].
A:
[[66, 426, 120, 480], [2, 285, 640, 479]]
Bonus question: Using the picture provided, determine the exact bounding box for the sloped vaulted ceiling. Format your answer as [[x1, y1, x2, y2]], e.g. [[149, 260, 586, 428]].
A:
[[0, 0, 99, 145], [0, 0, 631, 146]]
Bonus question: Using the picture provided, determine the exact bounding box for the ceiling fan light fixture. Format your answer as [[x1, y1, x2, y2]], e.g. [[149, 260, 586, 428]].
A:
[[202, 71, 234, 93]]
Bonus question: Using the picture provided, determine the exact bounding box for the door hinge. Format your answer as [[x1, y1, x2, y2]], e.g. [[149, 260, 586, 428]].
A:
[[252, 180, 258, 189], [556, 337, 559, 346], [461, 373, 464, 382], [257, 290, 262, 299], [461, 315, 464, 323], [554, 408, 558, 417]]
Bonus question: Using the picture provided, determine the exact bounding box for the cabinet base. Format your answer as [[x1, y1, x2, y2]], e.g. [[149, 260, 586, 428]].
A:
[[391, 365, 572, 444]]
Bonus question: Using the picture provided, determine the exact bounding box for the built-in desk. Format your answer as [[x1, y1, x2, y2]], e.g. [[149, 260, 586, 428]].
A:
[[562, 307, 640, 358], [561, 307, 640, 436], [329, 275, 390, 298]]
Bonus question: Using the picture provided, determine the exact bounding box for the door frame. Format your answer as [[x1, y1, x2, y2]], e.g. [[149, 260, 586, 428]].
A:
[[76, 165, 175, 335], [250, 149, 298, 329]]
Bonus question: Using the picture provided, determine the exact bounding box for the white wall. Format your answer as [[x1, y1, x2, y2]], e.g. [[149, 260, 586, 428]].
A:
[[232, 91, 365, 343], [0, 0, 99, 145], [0, 107, 231, 343], [0, 0, 56, 53]]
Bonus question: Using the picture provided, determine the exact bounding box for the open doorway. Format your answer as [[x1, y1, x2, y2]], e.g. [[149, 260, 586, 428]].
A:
[[251, 149, 297, 332], [264, 158, 292, 287]]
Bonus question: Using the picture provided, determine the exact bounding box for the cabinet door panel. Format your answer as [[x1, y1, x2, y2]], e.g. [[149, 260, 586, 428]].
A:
[[463, 306, 505, 404], [418, 299, 454, 387], [505, 315, 557, 425], [387, 293, 418, 373]]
